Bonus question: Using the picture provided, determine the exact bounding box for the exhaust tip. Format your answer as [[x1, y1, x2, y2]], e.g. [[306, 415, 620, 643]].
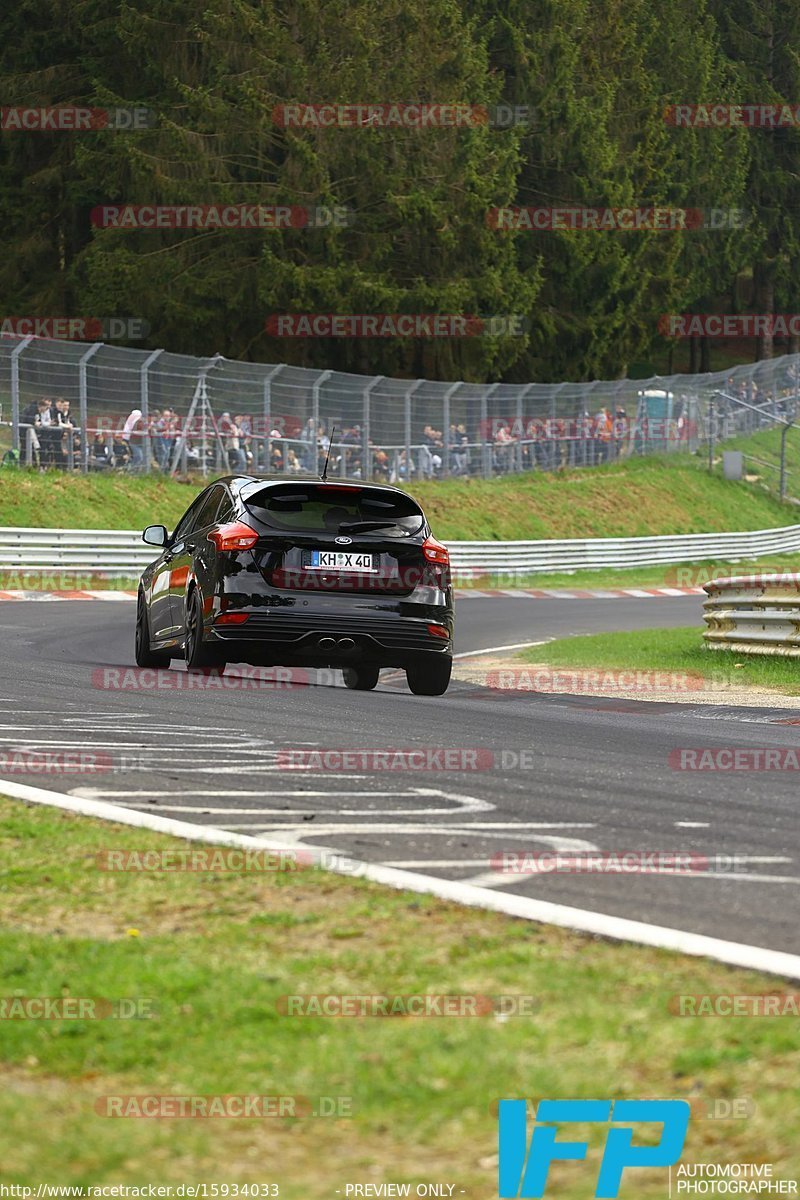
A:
[[317, 637, 336, 649], [337, 637, 356, 650]]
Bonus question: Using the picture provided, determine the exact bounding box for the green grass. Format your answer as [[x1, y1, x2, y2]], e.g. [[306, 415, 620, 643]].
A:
[[719, 424, 800, 499], [0, 797, 798, 1192], [1, 453, 798, 541], [519, 626, 800, 694]]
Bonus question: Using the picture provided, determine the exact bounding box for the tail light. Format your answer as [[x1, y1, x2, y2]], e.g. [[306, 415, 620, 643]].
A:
[[215, 612, 250, 625], [427, 623, 450, 639], [208, 522, 259, 552], [422, 536, 450, 565]]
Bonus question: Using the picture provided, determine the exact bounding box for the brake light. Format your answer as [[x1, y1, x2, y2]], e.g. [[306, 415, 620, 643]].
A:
[[208, 522, 259, 552], [320, 484, 361, 492], [422, 536, 450, 565], [427, 623, 450, 639], [215, 612, 250, 625]]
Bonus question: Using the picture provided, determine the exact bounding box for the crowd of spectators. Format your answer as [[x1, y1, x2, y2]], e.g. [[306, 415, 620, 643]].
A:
[[12, 377, 797, 477]]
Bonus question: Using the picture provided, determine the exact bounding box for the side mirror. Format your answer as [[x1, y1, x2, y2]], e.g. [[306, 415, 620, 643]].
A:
[[142, 524, 168, 548]]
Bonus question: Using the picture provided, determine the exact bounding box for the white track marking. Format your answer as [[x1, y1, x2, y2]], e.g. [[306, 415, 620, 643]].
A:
[[1, 775, 798, 980], [454, 641, 550, 659], [675, 821, 710, 827]]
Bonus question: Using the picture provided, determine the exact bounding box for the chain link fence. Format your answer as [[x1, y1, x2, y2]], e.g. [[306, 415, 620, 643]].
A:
[[0, 333, 798, 481]]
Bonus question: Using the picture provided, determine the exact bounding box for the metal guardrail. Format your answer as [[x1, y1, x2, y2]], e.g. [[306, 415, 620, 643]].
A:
[[703, 573, 800, 656], [3, 522, 800, 579]]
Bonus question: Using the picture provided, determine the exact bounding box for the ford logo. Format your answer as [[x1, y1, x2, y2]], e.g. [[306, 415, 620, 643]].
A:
[[335, 536, 353, 545]]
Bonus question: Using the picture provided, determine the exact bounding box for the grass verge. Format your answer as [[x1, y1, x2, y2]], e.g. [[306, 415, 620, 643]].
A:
[[519, 627, 800, 695], [0, 797, 798, 1193], [1, 454, 798, 541]]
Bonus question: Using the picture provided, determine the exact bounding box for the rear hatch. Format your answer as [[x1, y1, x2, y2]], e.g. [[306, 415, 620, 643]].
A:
[[240, 481, 443, 595]]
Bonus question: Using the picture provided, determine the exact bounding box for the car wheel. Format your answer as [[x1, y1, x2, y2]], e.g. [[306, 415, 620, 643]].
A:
[[184, 589, 224, 673], [406, 656, 452, 696], [342, 665, 380, 691], [135, 593, 172, 668]]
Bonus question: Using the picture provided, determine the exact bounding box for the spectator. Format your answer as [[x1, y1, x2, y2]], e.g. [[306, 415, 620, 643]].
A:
[[153, 407, 178, 471], [392, 448, 416, 483], [286, 447, 302, 473], [89, 431, 111, 471], [448, 423, 469, 475], [218, 411, 246, 471], [234, 413, 254, 467], [20, 397, 52, 467], [493, 422, 516, 473], [595, 406, 612, 462], [300, 417, 316, 470], [51, 397, 78, 469], [421, 424, 443, 477], [120, 408, 144, 471]]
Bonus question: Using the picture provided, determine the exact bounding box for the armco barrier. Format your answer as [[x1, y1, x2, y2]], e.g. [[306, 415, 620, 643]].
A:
[[703, 573, 800, 657], [3, 522, 800, 578]]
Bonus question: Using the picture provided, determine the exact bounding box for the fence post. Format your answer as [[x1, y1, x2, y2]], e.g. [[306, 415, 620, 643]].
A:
[[140, 347, 164, 472], [442, 381, 462, 477], [78, 342, 102, 474], [263, 364, 284, 472], [405, 380, 423, 483], [363, 375, 384, 481], [10, 335, 34, 454], [312, 369, 332, 452]]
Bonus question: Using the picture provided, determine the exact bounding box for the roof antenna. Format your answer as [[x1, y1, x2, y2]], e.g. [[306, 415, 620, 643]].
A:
[[320, 424, 336, 481]]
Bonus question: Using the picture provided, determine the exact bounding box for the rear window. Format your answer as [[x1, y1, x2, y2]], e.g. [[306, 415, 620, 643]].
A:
[[241, 482, 425, 536]]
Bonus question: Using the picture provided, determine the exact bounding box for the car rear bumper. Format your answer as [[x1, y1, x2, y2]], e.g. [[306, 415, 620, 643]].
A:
[[208, 601, 453, 667]]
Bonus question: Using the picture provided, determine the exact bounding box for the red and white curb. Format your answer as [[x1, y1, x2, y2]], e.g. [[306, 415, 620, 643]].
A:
[[457, 586, 704, 598], [0, 590, 137, 601], [0, 587, 704, 602], [1, 775, 798, 981]]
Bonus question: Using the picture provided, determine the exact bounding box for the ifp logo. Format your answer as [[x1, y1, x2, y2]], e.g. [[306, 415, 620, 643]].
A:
[[498, 1099, 689, 1197]]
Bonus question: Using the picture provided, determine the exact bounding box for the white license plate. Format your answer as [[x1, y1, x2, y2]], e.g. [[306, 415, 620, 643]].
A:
[[306, 551, 377, 572]]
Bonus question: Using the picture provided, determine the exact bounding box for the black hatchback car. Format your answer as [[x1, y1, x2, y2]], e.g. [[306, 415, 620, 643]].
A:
[[135, 476, 454, 695]]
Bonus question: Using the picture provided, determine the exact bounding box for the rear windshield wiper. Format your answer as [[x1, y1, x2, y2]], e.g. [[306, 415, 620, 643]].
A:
[[338, 520, 401, 532]]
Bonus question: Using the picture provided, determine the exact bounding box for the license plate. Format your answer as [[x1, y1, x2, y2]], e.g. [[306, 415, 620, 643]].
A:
[[303, 550, 377, 572]]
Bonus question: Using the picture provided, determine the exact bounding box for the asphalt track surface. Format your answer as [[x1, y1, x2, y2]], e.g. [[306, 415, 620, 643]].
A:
[[1, 595, 798, 958]]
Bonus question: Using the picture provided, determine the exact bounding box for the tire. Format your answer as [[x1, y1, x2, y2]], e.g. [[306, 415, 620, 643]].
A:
[[184, 589, 224, 673], [405, 655, 452, 696], [135, 593, 172, 669], [342, 665, 380, 691]]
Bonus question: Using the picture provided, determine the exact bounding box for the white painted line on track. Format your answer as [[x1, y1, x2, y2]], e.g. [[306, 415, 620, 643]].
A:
[[454, 641, 550, 659], [2, 775, 799, 981]]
